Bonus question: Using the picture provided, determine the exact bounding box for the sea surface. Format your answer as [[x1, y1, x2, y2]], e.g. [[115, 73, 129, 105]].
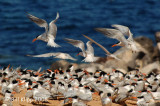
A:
[[0, 0, 160, 70]]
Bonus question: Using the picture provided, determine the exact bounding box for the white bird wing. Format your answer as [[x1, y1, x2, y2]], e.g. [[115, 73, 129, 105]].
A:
[[37, 67, 42, 73], [64, 38, 85, 52], [83, 34, 111, 55], [83, 34, 120, 60], [27, 53, 60, 57], [27, 13, 48, 33], [86, 41, 94, 55], [111, 24, 130, 36], [48, 12, 59, 38], [111, 24, 134, 41], [53, 53, 77, 61], [95, 28, 127, 43]]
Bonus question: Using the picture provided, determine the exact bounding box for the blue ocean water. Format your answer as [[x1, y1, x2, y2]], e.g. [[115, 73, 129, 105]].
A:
[[0, 0, 160, 70]]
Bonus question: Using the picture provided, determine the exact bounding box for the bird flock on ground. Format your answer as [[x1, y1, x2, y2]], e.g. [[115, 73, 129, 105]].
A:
[[0, 64, 160, 106], [26, 12, 139, 62]]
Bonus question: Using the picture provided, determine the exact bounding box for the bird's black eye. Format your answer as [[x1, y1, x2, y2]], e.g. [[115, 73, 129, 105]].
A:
[[66, 69, 70, 72], [99, 91, 103, 95], [96, 81, 100, 83], [73, 96, 78, 99], [3, 72, 7, 76], [126, 76, 130, 79], [51, 81, 55, 84], [6, 90, 11, 93], [107, 93, 111, 97], [148, 85, 152, 89], [68, 84, 72, 88], [33, 84, 38, 88], [37, 81, 43, 85], [2, 79, 6, 83], [12, 80, 18, 84], [79, 84, 83, 87], [0, 73, 2, 77]]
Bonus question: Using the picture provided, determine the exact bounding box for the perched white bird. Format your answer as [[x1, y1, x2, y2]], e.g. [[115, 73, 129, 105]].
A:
[[27, 12, 60, 47]]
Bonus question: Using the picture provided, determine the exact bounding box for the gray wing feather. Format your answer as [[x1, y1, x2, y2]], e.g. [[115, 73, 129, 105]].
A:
[[48, 12, 59, 38], [83, 34, 111, 55], [95, 28, 126, 43], [27, 53, 59, 57], [64, 38, 85, 52], [86, 41, 94, 55], [111, 24, 134, 41], [27, 13, 48, 33]]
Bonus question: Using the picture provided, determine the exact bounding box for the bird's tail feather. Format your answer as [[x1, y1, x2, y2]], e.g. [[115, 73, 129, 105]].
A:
[[47, 41, 61, 47]]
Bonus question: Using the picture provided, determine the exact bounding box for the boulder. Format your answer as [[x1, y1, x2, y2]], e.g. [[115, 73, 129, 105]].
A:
[[134, 36, 154, 57], [140, 61, 160, 74], [154, 32, 160, 61], [105, 39, 151, 71], [50, 60, 70, 71]]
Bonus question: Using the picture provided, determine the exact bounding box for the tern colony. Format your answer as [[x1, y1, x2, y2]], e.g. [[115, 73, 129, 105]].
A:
[[1, 64, 160, 106], [26, 12, 139, 62], [1, 12, 156, 106]]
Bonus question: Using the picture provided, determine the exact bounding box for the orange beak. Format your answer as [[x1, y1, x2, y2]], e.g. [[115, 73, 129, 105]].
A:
[[28, 88, 32, 90], [75, 86, 79, 88], [131, 97, 137, 99], [54, 69, 59, 73], [68, 98, 72, 100], [18, 80, 22, 83], [7, 64, 10, 68], [70, 78, 74, 80], [147, 90, 151, 93], [11, 91, 16, 94], [32, 38, 37, 42], [83, 70, 89, 75], [35, 72, 39, 75], [142, 73, 146, 76], [138, 91, 141, 93], [45, 80, 50, 82], [112, 83, 117, 86], [104, 79, 108, 83], [84, 85, 88, 88], [18, 83, 25, 86], [112, 44, 117, 47], [27, 70, 32, 72], [133, 79, 137, 81], [93, 92, 99, 95], [4, 78, 9, 80], [39, 74, 43, 76], [16, 79, 20, 81], [47, 69, 52, 72], [32, 81, 37, 83], [112, 69, 116, 72]]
